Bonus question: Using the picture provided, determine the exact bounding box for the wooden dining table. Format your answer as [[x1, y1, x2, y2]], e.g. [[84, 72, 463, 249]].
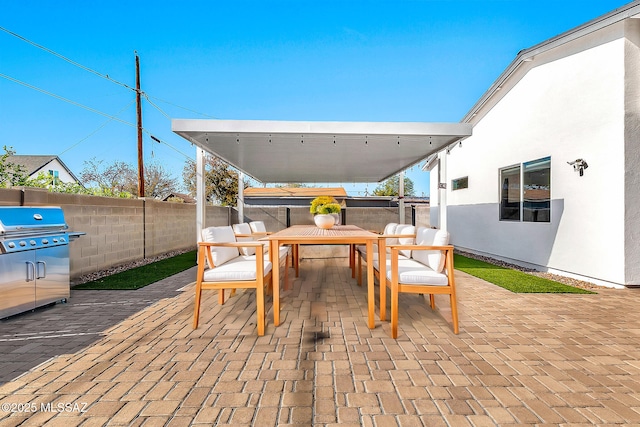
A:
[[265, 225, 381, 329]]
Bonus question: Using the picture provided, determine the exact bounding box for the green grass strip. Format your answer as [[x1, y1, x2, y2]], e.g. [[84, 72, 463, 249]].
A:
[[454, 254, 595, 294], [74, 250, 197, 290]]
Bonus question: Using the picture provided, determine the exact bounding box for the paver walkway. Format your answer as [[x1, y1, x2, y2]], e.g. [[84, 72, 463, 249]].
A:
[[1, 251, 640, 426]]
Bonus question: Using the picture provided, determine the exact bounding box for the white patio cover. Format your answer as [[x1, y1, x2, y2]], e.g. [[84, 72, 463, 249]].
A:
[[172, 119, 472, 183], [171, 119, 471, 238]]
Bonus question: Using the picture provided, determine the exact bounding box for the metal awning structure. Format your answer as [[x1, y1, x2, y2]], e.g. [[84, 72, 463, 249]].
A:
[[172, 119, 472, 184]]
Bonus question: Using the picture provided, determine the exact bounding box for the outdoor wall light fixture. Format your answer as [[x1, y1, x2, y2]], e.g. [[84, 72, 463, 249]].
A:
[[568, 158, 588, 176]]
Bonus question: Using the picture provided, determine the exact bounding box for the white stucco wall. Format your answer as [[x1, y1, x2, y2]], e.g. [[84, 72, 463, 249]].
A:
[[624, 19, 640, 286], [438, 22, 629, 286], [30, 159, 77, 184]]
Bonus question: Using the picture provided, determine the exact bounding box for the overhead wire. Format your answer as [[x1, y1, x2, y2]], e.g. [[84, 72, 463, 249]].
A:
[[0, 25, 137, 93], [146, 94, 218, 119], [1, 25, 213, 167], [0, 73, 137, 128], [58, 99, 137, 156]]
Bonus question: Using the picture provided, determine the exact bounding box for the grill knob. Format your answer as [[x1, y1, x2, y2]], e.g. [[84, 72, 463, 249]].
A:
[[59, 237, 66, 243], [30, 240, 36, 246], [8, 242, 15, 248], [42, 239, 49, 244], [19, 241, 26, 247]]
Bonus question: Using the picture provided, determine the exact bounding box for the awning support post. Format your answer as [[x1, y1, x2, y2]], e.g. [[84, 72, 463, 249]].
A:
[[196, 147, 205, 241], [399, 170, 405, 224], [238, 172, 244, 222], [438, 151, 448, 232]]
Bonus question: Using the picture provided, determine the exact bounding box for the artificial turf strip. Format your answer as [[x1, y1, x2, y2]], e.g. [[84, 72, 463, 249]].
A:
[[74, 250, 197, 290], [454, 254, 596, 294]]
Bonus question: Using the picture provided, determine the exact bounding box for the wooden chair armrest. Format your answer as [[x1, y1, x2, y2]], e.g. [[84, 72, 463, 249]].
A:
[[251, 231, 272, 237], [387, 244, 454, 251], [198, 241, 265, 248], [377, 233, 418, 240]]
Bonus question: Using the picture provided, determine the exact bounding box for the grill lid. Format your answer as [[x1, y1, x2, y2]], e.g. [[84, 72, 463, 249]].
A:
[[0, 206, 68, 235]]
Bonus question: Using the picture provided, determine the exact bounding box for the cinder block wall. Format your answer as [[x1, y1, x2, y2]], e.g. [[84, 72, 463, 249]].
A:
[[0, 188, 430, 279], [240, 205, 428, 233], [0, 188, 227, 280]]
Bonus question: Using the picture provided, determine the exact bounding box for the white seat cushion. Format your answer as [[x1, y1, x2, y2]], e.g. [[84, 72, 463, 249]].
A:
[[412, 227, 450, 273], [383, 258, 449, 286], [356, 243, 378, 256], [232, 223, 256, 256], [201, 226, 240, 267], [202, 256, 273, 282]]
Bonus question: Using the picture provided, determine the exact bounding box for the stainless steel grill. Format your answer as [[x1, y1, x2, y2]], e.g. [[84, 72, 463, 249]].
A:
[[0, 206, 84, 319]]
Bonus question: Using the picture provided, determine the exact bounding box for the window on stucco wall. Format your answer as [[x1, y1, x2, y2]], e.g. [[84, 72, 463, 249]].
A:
[[499, 156, 551, 223]]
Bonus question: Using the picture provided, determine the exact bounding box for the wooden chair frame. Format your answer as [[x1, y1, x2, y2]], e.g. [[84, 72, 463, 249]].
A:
[[385, 244, 459, 338], [193, 241, 272, 336]]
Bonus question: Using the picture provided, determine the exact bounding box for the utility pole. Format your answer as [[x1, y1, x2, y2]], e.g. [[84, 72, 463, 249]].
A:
[[135, 52, 145, 198]]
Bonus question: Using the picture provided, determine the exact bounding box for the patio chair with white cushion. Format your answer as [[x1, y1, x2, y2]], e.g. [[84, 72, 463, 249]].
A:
[[249, 220, 296, 283], [233, 222, 289, 288], [356, 223, 416, 286], [377, 226, 459, 338], [194, 226, 273, 336]]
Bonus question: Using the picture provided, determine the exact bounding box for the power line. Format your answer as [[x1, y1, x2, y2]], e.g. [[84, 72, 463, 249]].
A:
[[146, 132, 193, 161], [0, 25, 137, 93], [146, 94, 218, 119], [1, 25, 218, 120], [0, 73, 136, 128], [58, 100, 137, 156], [1, 26, 202, 165]]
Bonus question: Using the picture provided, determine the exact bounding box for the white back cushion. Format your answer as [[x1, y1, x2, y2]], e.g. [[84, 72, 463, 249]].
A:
[[232, 223, 256, 256], [412, 227, 450, 273], [249, 221, 267, 233], [395, 224, 416, 258], [383, 222, 398, 235], [384, 223, 399, 245], [201, 226, 239, 267]]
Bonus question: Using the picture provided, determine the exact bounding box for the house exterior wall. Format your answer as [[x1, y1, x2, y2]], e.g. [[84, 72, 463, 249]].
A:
[[32, 159, 78, 184], [624, 19, 640, 286], [434, 22, 629, 286]]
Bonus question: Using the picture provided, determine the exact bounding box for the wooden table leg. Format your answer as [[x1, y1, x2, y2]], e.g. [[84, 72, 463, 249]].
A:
[[350, 244, 356, 278], [366, 239, 375, 329], [271, 239, 280, 327]]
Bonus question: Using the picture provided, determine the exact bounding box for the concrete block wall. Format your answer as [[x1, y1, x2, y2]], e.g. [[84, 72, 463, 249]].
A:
[[1, 188, 226, 280], [0, 188, 429, 280], [240, 205, 429, 233], [144, 199, 196, 258]]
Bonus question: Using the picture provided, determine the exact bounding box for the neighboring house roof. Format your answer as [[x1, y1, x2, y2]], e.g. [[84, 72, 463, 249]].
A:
[[163, 192, 196, 203], [244, 187, 348, 198], [462, 1, 640, 124], [7, 155, 81, 183]]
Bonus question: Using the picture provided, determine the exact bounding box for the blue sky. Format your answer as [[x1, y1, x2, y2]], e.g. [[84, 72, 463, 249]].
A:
[[0, 0, 631, 196]]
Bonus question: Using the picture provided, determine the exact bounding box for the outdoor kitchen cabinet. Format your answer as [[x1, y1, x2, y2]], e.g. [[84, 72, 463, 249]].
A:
[[0, 206, 81, 319], [0, 244, 69, 319]]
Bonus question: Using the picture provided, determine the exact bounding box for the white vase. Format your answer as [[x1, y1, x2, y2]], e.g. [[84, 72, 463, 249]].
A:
[[314, 214, 335, 229]]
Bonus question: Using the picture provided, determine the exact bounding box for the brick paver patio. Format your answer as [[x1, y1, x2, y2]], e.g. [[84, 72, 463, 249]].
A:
[[1, 248, 640, 426]]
